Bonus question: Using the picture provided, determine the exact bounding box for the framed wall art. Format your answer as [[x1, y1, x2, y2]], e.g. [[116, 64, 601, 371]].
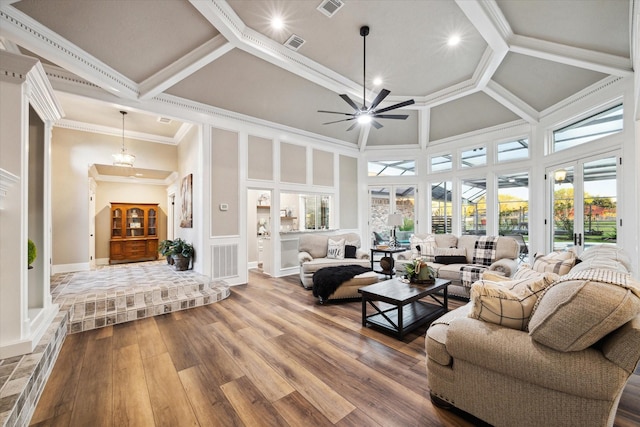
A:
[[180, 173, 193, 228]]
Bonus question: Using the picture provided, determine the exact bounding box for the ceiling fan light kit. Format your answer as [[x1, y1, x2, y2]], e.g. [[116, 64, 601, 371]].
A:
[[319, 25, 415, 131]]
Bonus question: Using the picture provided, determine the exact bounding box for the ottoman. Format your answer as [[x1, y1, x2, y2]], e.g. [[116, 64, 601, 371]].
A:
[[320, 271, 379, 304]]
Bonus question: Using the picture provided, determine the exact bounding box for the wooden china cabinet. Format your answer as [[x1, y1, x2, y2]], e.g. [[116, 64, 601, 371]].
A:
[[109, 202, 159, 264]]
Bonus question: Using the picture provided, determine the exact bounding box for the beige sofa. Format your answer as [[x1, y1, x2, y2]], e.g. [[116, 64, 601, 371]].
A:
[[426, 245, 640, 427], [298, 232, 370, 289], [396, 234, 520, 298]]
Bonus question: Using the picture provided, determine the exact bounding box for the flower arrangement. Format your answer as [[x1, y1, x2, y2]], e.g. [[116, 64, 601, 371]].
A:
[[404, 258, 436, 284]]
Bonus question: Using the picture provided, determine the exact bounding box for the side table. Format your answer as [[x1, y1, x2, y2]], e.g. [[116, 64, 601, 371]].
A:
[[370, 247, 407, 278]]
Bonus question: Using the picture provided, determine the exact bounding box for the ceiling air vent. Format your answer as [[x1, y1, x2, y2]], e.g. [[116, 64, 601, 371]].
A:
[[284, 34, 305, 51], [317, 0, 344, 17], [157, 117, 172, 124]]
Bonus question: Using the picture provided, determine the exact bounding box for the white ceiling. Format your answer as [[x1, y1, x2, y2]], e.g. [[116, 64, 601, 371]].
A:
[[0, 0, 634, 150]]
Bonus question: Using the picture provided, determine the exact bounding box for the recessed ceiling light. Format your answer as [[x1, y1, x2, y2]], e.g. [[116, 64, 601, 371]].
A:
[[448, 34, 461, 46], [373, 77, 383, 86], [271, 16, 284, 30]]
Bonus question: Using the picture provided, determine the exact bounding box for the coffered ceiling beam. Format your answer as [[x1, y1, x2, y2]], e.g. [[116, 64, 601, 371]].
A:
[[510, 35, 633, 77], [139, 35, 233, 100], [0, 5, 139, 99], [189, 0, 363, 99], [484, 80, 539, 124]]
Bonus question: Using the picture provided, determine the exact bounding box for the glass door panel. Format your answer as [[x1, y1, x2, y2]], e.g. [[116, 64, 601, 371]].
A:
[[394, 186, 415, 246], [370, 186, 391, 246], [551, 166, 575, 252], [112, 208, 122, 238], [127, 207, 145, 237], [583, 157, 617, 248], [461, 178, 487, 235], [549, 155, 618, 254], [431, 181, 452, 234], [148, 208, 157, 236]]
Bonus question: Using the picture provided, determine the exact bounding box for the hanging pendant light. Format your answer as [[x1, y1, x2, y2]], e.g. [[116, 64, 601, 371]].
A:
[[112, 110, 135, 167]]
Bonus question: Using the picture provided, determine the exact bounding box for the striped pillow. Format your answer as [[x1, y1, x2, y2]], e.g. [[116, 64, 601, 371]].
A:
[[513, 265, 560, 284], [532, 251, 576, 275]]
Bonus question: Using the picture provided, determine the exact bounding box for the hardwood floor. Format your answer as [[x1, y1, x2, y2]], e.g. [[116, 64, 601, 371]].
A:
[[31, 271, 640, 426]]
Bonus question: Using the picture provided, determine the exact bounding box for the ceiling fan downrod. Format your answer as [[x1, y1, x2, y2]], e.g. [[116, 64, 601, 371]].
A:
[[361, 25, 369, 111]]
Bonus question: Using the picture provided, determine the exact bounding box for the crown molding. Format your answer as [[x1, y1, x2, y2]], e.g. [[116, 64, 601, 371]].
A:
[[0, 4, 139, 99], [55, 119, 178, 145]]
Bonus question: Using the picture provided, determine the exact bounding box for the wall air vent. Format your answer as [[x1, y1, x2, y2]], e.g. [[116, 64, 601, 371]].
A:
[[284, 34, 306, 51], [157, 117, 172, 124], [317, 0, 344, 17]]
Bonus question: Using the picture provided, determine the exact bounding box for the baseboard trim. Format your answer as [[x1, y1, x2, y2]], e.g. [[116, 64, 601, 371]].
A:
[[51, 262, 90, 274]]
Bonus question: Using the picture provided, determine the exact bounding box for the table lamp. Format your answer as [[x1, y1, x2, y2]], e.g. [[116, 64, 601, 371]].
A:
[[387, 213, 403, 248]]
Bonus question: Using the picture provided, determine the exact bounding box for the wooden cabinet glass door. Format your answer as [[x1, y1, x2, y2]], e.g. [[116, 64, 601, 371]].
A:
[[112, 208, 123, 238], [126, 207, 145, 237], [148, 208, 157, 236]]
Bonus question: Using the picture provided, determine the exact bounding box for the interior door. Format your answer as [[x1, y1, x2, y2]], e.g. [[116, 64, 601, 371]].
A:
[[548, 154, 619, 254]]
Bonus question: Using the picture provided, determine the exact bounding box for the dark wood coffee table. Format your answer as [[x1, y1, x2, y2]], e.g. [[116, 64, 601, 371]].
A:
[[358, 278, 450, 339]]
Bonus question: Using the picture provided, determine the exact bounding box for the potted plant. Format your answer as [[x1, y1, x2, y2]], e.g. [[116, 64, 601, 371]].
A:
[[28, 239, 37, 269], [404, 258, 436, 284], [158, 239, 174, 265], [170, 238, 194, 271]]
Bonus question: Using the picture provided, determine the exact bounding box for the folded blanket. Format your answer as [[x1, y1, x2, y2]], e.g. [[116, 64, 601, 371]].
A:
[[312, 265, 372, 300]]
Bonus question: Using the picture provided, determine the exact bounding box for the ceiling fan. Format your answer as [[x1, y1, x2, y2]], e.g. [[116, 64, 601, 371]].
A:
[[319, 25, 415, 131]]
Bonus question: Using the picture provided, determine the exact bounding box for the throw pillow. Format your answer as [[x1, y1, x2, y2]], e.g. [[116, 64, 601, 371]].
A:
[[528, 270, 640, 352], [480, 271, 508, 282], [345, 238, 360, 249], [434, 255, 468, 265], [513, 264, 560, 284], [532, 251, 576, 275], [435, 247, 466, 257], [468, 275, 553, 331], [327, 238, 345, 259], [410, 235, 437, 261], [578, 245, 632, 271], [344, 245, 357, 259]]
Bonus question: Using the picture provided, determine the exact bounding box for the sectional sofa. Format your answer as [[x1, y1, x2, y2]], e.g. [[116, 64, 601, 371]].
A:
[[426, 245, 640, 427], [396, 233, 520, 298]]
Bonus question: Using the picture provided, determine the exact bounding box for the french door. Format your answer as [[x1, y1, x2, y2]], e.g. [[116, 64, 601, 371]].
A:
[[547, 153, 619, 254], [369, 185, 416, 247]]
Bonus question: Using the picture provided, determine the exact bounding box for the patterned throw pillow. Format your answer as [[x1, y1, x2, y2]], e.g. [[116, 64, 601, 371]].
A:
[[532, 251, 576, 275], [327, 238, 345, 259], [468, 275, 553, 331], [410, 235, 437, 261]]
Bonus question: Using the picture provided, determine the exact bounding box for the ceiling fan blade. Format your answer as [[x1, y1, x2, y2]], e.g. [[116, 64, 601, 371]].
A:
[[371, 120, 383, 129], [372, 114, 409, 120], [368, 89, 390, 111], [318, 110, 356, 116], [322, 117, 357, 125], [346, 122, 359, 131], [339, 94, 361, 111], [373, 99, 415, 114]]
